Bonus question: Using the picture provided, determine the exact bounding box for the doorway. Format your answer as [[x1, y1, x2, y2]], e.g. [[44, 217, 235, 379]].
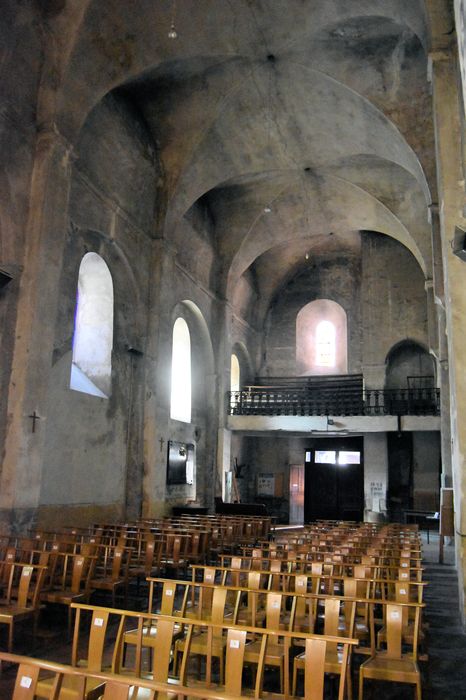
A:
[[304, 437, 364, 522]]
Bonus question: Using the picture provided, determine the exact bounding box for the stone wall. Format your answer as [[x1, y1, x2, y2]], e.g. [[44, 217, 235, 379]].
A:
[[38, 92, 155, 525], [0, 3, 43, 479], [262, 232, 428, 383]]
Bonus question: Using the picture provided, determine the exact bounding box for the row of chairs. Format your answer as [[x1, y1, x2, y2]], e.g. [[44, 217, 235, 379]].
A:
[[0, 518, 424, 699]]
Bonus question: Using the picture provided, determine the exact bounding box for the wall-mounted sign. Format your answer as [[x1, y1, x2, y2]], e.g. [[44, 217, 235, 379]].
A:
[[257, 473, 284, 497]]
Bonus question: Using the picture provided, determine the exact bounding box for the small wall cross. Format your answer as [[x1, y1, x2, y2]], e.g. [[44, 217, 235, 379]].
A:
[[159, 437, 165, 452], [28, 411, 41, 433]]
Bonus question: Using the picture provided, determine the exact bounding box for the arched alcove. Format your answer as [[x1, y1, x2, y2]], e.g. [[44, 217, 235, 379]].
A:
[[296, 299, 348, 375], [385, 340, 435, 389], [70, 252, 113, 398]]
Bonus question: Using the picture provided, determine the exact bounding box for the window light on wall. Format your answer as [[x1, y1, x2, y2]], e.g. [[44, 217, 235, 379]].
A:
[[170, 317, 192, 423], [70, 252, 113, 398], [231, 353, 240, 392], [315, 320, 336, 367]]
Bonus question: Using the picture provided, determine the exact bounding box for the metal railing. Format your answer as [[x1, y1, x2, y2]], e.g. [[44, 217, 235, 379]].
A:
[[228, 387, 440, 417]]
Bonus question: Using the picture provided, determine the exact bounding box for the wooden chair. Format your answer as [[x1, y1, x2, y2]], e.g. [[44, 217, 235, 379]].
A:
[[128, 538, 162, 590], [0, 563, 47, 664], [174, 586, 232, 682], [243, 592, 292, 693], [235, 571, 267, 627], [376, 580, 425, 649], [41, 553, 96, 637], [35, 606, 114, 700], [342, 577, 370, 653], [121, 579, 188, 669], [289, 574, 319, 634], [301, 636, 352, 700], [161, 534, 189, 579], [12, 661, 63, 700], [89, 545, 131, 607], [292, 597, 356, 700], [358, 602, 423, 699]]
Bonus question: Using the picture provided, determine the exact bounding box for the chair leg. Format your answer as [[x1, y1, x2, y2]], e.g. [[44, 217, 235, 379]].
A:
[[8, 621, 13, 652], [346, 665, 353, 700], [358, 669, 364, 700], [415, 679, 422, 700], [67, 606, 73, 639], [33, 611, 40, 649], [219, 653, 224, 684], [292, 663, 298, 696]]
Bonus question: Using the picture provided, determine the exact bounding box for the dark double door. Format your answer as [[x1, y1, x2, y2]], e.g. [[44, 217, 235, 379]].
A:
[[304, 437, 364, 522]]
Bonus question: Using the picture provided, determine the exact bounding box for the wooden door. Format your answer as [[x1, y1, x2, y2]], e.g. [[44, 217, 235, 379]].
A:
[[304, 438, 364, 522], [289, 465, 304, 524]]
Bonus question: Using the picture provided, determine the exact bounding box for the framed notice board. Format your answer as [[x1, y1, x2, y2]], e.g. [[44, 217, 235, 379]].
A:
[[257, 473, 284, 497]]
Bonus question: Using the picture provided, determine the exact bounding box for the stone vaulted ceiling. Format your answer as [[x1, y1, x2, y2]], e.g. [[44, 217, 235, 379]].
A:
[[44, 0, 435, 323]]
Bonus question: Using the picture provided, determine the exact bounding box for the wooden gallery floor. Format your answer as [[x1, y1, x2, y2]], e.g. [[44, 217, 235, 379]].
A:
[[0, 534, 462, 699]]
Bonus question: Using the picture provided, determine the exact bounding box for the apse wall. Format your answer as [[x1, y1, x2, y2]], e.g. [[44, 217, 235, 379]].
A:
[[261, 233, 428, 383]]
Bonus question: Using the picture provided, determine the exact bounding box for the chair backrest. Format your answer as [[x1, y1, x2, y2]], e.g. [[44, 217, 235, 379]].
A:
[[231, 556, 242, 586], [71, 555, 87, 593], [143, 539, 156, 574], [224, 628, 247, 696], [294, 574, 309, 617], [304, 638, 326, 700], [244, 571, 262, 623], [1, 547, 16, 585], [72, 607, 111, 672], [16, 565, 36, 608], [152, 618, 177, 684], [269, 559, 282, 589], [199, 567, 216, 611], [211, 586, 229, 637], [12, 662, 61, 700], [102, 680, 154, 700], [265, 592, 284, 630], [111, 546, 127, 580], [385, 604, 403, 659], [323, 597, 355, 653], [159, 580, 178, 615]]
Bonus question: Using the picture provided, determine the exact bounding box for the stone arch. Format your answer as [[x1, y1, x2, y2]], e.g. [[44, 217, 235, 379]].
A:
[[385, 339, 435, 389], [231, 341, 254, 387]]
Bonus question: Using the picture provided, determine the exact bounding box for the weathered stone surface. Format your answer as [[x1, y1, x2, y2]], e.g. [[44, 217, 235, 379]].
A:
[[1, 0, 466, 622]]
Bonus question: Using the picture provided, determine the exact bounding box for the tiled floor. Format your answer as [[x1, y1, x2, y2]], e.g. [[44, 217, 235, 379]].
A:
[[0, 534, 462, 699]]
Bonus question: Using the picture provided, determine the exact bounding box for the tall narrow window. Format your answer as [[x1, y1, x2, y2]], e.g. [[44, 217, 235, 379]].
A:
[[231, 353, 240, 392], [170, 317, 191, 423], [70, 253, 113, 398], [315, 320, 336, 367]]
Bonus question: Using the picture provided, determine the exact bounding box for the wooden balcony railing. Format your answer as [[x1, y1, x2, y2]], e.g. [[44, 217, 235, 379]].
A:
[[228, 387, 440, 417]]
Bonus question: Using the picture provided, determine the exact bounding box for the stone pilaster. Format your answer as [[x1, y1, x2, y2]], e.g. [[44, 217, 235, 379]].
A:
[[0, 126, 74, 532], [430, 46, 466, 618]]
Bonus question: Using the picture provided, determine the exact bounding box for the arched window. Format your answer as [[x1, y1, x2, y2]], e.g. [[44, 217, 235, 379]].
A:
[[170, 317, 191, 423], [231, 353, 240, 392], [315, 320, 336, 367], [296, 299, 347, 375], [70, 253, 113, 398]]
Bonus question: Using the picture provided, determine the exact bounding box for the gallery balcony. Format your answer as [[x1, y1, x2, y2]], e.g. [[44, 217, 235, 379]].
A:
[[227, 375, 441, 434]]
